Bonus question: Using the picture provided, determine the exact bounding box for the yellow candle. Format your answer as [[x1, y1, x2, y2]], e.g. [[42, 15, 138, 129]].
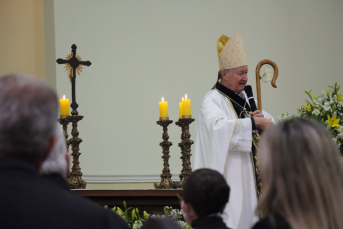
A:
[[182, 94, 191, 116], [179, 98, 183, 119], [159, 97, 168, 117], [60, 95, 69, 116]]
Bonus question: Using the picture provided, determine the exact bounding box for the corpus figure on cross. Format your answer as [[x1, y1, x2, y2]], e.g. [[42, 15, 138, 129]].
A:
[[56, 44, 92, 111]]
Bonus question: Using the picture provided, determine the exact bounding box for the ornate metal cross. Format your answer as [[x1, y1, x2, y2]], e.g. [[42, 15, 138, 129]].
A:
[[56, 44, 92, 111]]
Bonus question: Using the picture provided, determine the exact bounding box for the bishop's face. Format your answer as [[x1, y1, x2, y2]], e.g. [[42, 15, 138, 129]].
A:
[[221, 65, 248, 93]]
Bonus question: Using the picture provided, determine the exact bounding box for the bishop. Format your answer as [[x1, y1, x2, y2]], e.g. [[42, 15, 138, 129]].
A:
[[193, 33, 275, 229]]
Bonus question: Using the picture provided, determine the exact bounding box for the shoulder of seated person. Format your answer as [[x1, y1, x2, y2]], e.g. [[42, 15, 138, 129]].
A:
[[252, 214, 291, 229]]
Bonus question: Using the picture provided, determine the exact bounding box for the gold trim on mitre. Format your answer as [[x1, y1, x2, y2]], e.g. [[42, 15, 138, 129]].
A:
[[217, 34, 247, 70]]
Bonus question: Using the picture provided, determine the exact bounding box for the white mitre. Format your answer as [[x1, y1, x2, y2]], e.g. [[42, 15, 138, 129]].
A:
[[217, 34, 248, 70]]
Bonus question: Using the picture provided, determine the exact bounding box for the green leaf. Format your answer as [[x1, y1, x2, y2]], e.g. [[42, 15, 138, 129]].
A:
[[111, 206, 117, 212], [136, 208, 140, 220], [123, 201, 127, 209], [322, 110, 326, 116], [125, 207, 133, 213], [337, 85, 341, 92], [132, 209, 136, 220], [305, 90, 313, 102], [313, 94, 318, 101], [163, 206, 167, 214], [143, 211, 149, 221], [332, 82, 339, 96], [327, 89, 331, 98], [124, 207, 133, 222]]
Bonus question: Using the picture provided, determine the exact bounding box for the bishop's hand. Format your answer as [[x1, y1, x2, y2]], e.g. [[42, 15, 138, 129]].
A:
[[253, 117, 273, 131], [249, 110, 264, 118]]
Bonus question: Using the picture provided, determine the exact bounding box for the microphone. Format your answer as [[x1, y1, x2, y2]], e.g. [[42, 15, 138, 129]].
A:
[[244, 85, 258, 112]]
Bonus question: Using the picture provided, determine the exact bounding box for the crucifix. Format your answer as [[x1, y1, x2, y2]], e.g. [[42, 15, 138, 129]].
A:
[[56, 44, 92, 111], [56, 44, 91, 189]]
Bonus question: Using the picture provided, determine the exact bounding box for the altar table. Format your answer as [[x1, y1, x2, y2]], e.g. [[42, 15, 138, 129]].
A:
[[73, 189, 182, 215]]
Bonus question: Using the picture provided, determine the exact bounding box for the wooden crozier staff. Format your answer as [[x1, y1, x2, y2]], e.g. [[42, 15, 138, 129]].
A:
[[255, 59, 279, 111], [251, 59, 279, 211]]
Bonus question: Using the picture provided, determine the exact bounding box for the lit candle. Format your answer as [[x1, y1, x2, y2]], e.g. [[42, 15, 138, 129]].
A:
[[179, 97, 183, 119], [159, 97, 168, 118], [60, 95, 69, 116], [182, 94, 191, 118]]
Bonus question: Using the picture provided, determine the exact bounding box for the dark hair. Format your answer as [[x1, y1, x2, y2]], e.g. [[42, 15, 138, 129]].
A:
[[182, 168, 230, 218]]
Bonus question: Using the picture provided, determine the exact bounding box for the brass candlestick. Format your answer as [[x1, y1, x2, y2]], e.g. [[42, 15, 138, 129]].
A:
[[68, 110, 86, 189], [154, 118, 178, 189], [58, 115, 71, 149], [175, 117, 195, 188]]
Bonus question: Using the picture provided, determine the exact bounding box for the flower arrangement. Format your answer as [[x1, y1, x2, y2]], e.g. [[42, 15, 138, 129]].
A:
[[109, 201, 147, 229], [279, 83, 343, 156], [106, 202, 190, 229], [298, 83, 343, 156]]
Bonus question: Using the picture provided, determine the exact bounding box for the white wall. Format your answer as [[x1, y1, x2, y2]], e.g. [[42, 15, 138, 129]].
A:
[[51, 0, 343, 186]]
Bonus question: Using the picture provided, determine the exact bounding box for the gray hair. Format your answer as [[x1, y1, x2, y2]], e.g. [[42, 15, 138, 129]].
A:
[[41, 123, 68, 177], [218, 69, 233, 81], [225, 69, 233, 74], [0, 73, 58, 159]]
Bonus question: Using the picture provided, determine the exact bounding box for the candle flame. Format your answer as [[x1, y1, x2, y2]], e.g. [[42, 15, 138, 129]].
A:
[[63, 95, 66, 99], [185, 94, 188, 99], [162, 97, 164, 102]]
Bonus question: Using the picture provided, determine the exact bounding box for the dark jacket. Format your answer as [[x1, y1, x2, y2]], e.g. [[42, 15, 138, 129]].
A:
[[0, 156, 128, 229], [252, 214, 291, 229], [191, 216, 230, 229]]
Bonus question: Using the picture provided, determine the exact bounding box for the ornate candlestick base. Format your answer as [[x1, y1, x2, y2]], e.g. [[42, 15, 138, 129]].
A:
[[58, 115, 71, 150], [154, 119, 178, 189], [175, 117, 195, 188], [68, 110, 86, 189]]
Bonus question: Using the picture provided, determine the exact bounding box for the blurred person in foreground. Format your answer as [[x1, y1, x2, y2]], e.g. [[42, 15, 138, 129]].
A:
[[252, 118, 343, 229], [180, 168, 230, 229], [0, 73, 128, 229]]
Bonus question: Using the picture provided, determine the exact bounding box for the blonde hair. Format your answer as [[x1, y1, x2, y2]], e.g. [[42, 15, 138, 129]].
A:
[[258, 118, 343, 229]]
